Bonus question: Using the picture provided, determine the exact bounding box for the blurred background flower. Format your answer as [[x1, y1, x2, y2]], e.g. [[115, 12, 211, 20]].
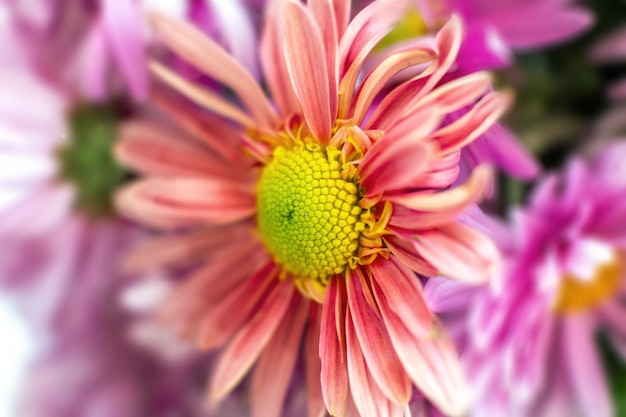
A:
[[427, 141, 626, 417], [0, 0, 265, 415]]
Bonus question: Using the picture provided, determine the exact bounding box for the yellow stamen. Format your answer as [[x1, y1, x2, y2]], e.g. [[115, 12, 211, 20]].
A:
[[553, 254, 623, 313]]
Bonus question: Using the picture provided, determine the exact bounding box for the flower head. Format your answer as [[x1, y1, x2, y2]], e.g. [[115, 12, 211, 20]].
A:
[[117, 1, 509, 416], [426, 142, 626, 417]]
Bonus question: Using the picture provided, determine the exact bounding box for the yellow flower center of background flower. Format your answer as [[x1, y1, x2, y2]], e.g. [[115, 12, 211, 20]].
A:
[[376, 9, 428, 51], [257, 144, 366, 283], [553, 255, 623, 313]]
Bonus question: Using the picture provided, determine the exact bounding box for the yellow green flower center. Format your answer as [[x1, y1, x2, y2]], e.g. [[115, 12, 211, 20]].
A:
[[257, 144, 366, 284], [58, 103, 128, 218], [553, 254, 623, 313]]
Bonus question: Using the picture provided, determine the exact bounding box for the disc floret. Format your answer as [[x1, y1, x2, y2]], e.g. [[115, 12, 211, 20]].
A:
[[257, 143, 366, 288]]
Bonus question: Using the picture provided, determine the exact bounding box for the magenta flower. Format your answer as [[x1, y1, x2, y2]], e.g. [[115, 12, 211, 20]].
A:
[[417, 0, 594, 72], [426, 142, 626, 417]]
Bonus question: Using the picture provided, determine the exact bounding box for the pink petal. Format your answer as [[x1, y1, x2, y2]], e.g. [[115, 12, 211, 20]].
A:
[[310, 0, 339, 99], [259, 5, 302, 118], [101, 0, 148, 100], [470, 122, 540, 180], [416, 72, 494, 116], [122, 223, 251, 273], [209, 280, 296, 404], [563, 314, 613, 417], [351, 47, 437, 125], [150, 13, 277, 128], [196, 262, 280, 350], [387, 165, 491, 212], [160, 241, 269, 335], [306, 305, 327, 417], [492, 5, 593, 49], [369, 272, 468, 416], [283, 1, 333, 142], [116, 177, 256, 230], [251, 298, 309, 417], [331, 0, 350, 38], [150, 62, 256, 129], [151, 86, 246, 163], [389, 203, 481, 232], [369, 258, 435, 337], [210, 0, 260, 78], [0, 185, 73, 238], [337, 0, 408, 118], [430, 91, 513, 155], [384, 235, 438, 276], [320, 278, 349, 417], [364, 16, 466, 130], [345, 270, 412, 405], [422, 276, 478, 313], [412, 222, 500, 283], [363, 72, 434, 131], [115, 121, 246, 180], [360, 140, 434, 197], [345, 305, 395, 417]]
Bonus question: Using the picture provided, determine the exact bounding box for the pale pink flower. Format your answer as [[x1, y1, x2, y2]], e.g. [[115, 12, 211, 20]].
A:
[[116, 1, 510, 416], [6, 0, 262, 101]]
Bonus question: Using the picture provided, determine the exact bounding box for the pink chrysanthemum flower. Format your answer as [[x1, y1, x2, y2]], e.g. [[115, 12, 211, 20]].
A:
[[426, 143, 626, 417], [116, 1, 509, 416]]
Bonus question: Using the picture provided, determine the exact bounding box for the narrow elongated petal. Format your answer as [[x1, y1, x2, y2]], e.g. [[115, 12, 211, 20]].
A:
[[306, 305, 326, 417], [159, 241, 268, 336], [345, 305, 394, 417], [311, 0, 339, 98], [151, 86, 246, 163], [431, 92, 513, 155], [412, 222, 500, 283], [369, 71, 492, 131], [116, 177, 256, 230], [209, 0, 260, 77], [150, 13, 277, 128], [369, 264, 467, 416], [331, 0, 350, 38], [564, 315, 613, 417], [122, 224, 250, 273], [101, 0, 148, 99], [283, 1, 333, 141], [384, 235, 438, 276], [197, 262, 279, 349], [150, 62, 256, 128], [251, 299, 309, 417], [320, 278, 349, 416], [360, 139, 434, 196], [115, 121, 244, 180], [388, 165, 492, 211], [364, 73, 433, 131], [351, 48, 436, 124], [260, 8, 302, 118], [412, 72, 494, 117], [337, 0, 407, 117], [345, 270, 412, 404], [369, 259, 435, 337], [209, 280, 295, 404]]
